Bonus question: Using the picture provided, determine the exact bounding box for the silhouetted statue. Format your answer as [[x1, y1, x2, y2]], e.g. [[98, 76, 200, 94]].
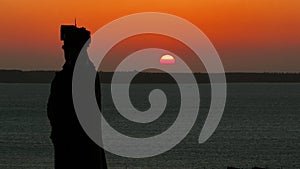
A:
[[47, 24, 107, 169]]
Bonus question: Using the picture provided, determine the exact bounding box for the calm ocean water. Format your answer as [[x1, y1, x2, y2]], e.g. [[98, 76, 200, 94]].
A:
[[0, 83, 299, 169]]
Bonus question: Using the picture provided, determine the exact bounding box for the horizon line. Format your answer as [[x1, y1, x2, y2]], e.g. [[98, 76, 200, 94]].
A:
[[0, 69, 300, 74]]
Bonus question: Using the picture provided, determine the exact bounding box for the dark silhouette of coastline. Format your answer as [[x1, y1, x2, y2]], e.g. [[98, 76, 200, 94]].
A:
[[0, 70, 300, 83], [47, 24, 107, 168]]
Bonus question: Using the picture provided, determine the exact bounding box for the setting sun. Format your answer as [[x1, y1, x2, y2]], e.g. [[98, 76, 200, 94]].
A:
[[160, 54, 176, 65]]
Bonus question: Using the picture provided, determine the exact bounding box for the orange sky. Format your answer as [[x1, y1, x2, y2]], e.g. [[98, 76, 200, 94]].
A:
[[1, 0, 300, 72]]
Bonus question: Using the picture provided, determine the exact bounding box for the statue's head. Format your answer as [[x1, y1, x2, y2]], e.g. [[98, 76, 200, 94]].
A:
[[60, 25, 91, 67]]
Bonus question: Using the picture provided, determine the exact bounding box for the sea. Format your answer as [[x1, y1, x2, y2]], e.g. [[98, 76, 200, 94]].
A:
[[0, 83, 299, 169]]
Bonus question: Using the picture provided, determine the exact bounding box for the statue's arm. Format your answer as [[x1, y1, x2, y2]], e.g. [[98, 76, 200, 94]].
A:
[[47, 75, 58, 127]]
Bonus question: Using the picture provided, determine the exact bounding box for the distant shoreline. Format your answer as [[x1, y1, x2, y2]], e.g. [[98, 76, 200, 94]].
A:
[[0, 70, 299, 83]]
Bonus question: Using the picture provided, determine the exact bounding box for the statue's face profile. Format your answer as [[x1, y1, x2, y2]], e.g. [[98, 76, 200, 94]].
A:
[[61, 25, 91, 67]]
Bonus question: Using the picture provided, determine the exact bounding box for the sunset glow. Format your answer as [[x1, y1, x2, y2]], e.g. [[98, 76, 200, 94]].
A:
[[0, 0, 300, 72], [160, 55, 175, 65]]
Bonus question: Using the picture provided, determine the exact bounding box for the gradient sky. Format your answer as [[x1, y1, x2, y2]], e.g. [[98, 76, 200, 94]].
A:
[[1, 0, 300, 72]]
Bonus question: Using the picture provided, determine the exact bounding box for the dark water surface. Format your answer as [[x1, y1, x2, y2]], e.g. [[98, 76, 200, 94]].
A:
[[0, 83, 299, 169]]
